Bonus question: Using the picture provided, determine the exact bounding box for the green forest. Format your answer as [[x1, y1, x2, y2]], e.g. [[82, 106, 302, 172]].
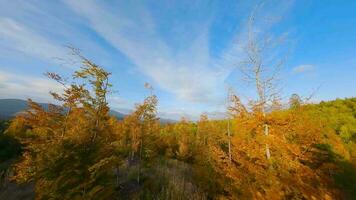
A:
[[0, 56, 355, 200]]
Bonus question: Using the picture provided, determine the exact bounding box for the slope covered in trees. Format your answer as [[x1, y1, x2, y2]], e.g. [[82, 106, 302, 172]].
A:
[[0, 55, 355, 200]]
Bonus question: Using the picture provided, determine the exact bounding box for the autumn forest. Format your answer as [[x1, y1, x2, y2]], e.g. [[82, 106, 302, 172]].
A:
[[0, 51, 354, 199], [1, 1, 356, 200]]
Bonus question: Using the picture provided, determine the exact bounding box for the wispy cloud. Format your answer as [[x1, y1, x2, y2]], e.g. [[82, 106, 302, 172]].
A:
[[0, 70, 63, 103], [0, 18, 68, 65], [293, 64, 315, 74], [62, 0, 232, 104], [0, 0, 295, 119]]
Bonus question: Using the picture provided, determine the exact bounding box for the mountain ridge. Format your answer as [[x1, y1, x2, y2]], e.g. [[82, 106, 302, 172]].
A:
[[0, 98, 126, 120], [0, 99, 176, 123]]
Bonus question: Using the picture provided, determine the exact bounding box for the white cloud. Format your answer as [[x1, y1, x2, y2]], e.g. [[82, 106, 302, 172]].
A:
[[0, 0, 295, 119], [62, 0, 231, 104], [158, 110, 196, 121], [293, 64, 315, 74], [0, 70, 63, 103], [0, 18, 69, 65], [107, 96, 133, 114]]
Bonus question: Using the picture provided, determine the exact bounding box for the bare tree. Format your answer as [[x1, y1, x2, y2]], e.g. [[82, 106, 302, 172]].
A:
[[237, 4, 287, 160]]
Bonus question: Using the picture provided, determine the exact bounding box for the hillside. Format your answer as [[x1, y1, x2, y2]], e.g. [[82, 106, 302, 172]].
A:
[[1, 96, 355, 199], [305, 98, 356, 144]]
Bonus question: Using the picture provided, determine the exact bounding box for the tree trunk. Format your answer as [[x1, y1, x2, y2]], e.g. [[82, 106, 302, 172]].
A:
[[115, 165, 120, 187], [62, 107, 71, 138], [264, 124, 271, 159], [228, 119, 232, 163], [137, 138, 143, 184]]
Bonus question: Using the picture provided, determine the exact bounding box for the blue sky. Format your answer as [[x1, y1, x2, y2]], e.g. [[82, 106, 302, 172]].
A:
[[0, 0, 355, 120]]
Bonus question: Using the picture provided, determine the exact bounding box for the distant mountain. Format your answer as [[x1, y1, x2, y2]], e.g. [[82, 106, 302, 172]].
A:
[[0, 99, 175, 123], [0, 99, 29, 119], [0, 99, 125, 120], [109, 109, 125, 120], [0, 99, 49, 119]]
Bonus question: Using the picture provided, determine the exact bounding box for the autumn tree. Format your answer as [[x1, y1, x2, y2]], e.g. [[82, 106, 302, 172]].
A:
[[237, 5, 288, 160], [205, 4, 346, 199], [8, 53, 121, 200]]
